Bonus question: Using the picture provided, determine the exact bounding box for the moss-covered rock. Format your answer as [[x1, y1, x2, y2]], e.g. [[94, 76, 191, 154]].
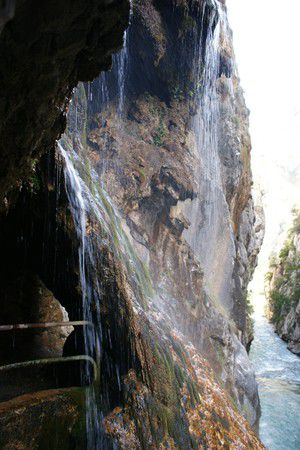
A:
[[266, 210, 300, 355]]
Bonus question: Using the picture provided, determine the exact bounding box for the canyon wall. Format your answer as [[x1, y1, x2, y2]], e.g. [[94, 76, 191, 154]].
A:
[[80, 0, 263, 423], [266, 211, 300, 355], [0, 0, 265, 448]]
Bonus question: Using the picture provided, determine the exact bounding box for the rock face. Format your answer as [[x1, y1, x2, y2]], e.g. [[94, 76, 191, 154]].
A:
[[76, 0, 263, 427], [0, 0, 15, 34], [266, 213, 300, 355], [237, 200, 265, 348], [0, 0, 130, 211], [0, 272, 73, 364], [281, 300, 300, 355], [0, 388, 87, 449], [0, 0, 265, 448]]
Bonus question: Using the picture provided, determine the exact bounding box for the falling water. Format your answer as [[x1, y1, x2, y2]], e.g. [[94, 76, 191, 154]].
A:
[[59, 126, 153, 448], [182, 0, 236, 311], [56, 0, 255, 445], [115, 26, 130, 117], [59, 143, 103, 448], [57, 12, 155, 444]]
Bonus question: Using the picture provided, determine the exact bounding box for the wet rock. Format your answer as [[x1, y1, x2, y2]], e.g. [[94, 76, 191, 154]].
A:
[[0, 0, 265, 447], [0, 0, 130, 211], [0, 388, 86, 449], [54, 2, 267, 438], [0, 0, 15, 34], [0, 272, 73, 364], [83, 0, 264, 427]]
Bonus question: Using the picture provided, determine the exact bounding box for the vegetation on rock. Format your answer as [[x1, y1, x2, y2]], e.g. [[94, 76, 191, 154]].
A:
[[266, 209, 300, 355]]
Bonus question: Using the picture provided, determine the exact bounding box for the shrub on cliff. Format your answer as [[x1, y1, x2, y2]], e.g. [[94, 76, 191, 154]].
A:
[[290, 208, 300, 235], [267, 209, 300, 324]]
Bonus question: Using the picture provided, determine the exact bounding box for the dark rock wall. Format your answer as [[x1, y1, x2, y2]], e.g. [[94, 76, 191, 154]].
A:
[[0, 0, 15, 33], [0, 0, 131, 447], [0, 0, 129, 211]]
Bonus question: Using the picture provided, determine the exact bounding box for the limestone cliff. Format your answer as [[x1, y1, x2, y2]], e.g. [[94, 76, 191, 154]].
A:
[[266, 211, 300, 355], [80, 0, 263, 426], [0, 0, 265, 448]]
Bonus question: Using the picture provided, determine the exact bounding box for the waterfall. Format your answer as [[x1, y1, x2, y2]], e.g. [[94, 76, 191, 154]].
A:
[[59, 126, 152, 448], [59, 143, 103, 448], [182, 0, 236, 311], [55, 0, 255, 445], [57, 14, 154, 445]]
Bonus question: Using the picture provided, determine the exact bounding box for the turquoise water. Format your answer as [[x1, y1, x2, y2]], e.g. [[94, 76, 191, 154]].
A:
[[250, 311, 300, 449]]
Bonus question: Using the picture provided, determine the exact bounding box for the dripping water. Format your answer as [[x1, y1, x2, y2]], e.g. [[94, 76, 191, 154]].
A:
[[56, 0, 253, 445], [57, 9, 155, 445], [182, 0, 236, 311]]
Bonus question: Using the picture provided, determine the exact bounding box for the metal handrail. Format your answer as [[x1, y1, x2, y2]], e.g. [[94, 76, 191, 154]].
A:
[[0, 321, 99, 389], [0, 321, 92, 331], [0, 355, 98, 382]]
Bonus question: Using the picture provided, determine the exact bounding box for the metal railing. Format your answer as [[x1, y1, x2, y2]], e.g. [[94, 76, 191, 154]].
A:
[[0, 320, 92, 331], [0, 321, 98, 389]]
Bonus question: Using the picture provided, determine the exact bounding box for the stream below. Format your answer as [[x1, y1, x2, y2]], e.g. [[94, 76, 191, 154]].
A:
[[250, 297, 300, 449]]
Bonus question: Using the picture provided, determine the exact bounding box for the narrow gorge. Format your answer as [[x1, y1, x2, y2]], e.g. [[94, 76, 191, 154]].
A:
[[0, 0, 267, 448]]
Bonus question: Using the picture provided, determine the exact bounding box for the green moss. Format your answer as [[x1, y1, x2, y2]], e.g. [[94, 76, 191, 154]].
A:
[[171, 83, 185, 101], [186, 376, 200, 407], [28, 172, 41, 194], [136, 167, 146, 182], [269, 289, 290, 324], [25, 159, 42, 194], [145, 99, 167, 147], [170, 337, 187, 366], [265, 272, 273, 283], [290, 208, 300, 235], [174, 363, 185, 387], [267, 220, 300, 324], [269, 266, 300, 324], [279, 239, 294, 261], [269, 254, 278, 268], [211, 411, 230, 432], [153, 128, 165, 147], [181, 15, 196, 33]]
